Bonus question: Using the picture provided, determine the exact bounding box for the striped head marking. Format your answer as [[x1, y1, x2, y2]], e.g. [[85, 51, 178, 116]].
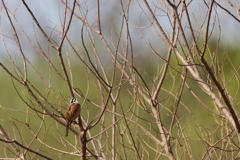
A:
[[70, 98, 79, 104]]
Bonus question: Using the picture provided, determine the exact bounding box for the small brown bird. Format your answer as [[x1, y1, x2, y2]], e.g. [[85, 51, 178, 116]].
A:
[[65, 98, 81, 137]]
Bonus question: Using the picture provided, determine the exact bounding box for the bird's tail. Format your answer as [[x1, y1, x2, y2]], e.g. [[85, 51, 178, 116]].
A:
[[65, 123, 69, 137]]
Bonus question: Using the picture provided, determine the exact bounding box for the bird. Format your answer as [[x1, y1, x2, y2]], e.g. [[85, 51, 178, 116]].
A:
[[65, 98, 81, 137]]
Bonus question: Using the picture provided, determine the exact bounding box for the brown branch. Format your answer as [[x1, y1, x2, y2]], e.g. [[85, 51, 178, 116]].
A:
[[58, 0, 76, 49], [21, 0, 57, 50], [0, 125, 25, 159], [214, 1, 240, 23], [0, 125, 53, 160]]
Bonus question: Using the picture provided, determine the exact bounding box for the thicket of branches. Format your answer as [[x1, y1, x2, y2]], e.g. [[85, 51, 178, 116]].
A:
[[0, 0, 240, 159]]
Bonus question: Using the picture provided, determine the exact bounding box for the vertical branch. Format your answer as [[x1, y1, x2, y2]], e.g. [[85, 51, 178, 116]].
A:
[[202, 0, 215, 55], [58, 0, 76, 49], [57, 0, 77, 98], [97, 0, 101, 34]]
